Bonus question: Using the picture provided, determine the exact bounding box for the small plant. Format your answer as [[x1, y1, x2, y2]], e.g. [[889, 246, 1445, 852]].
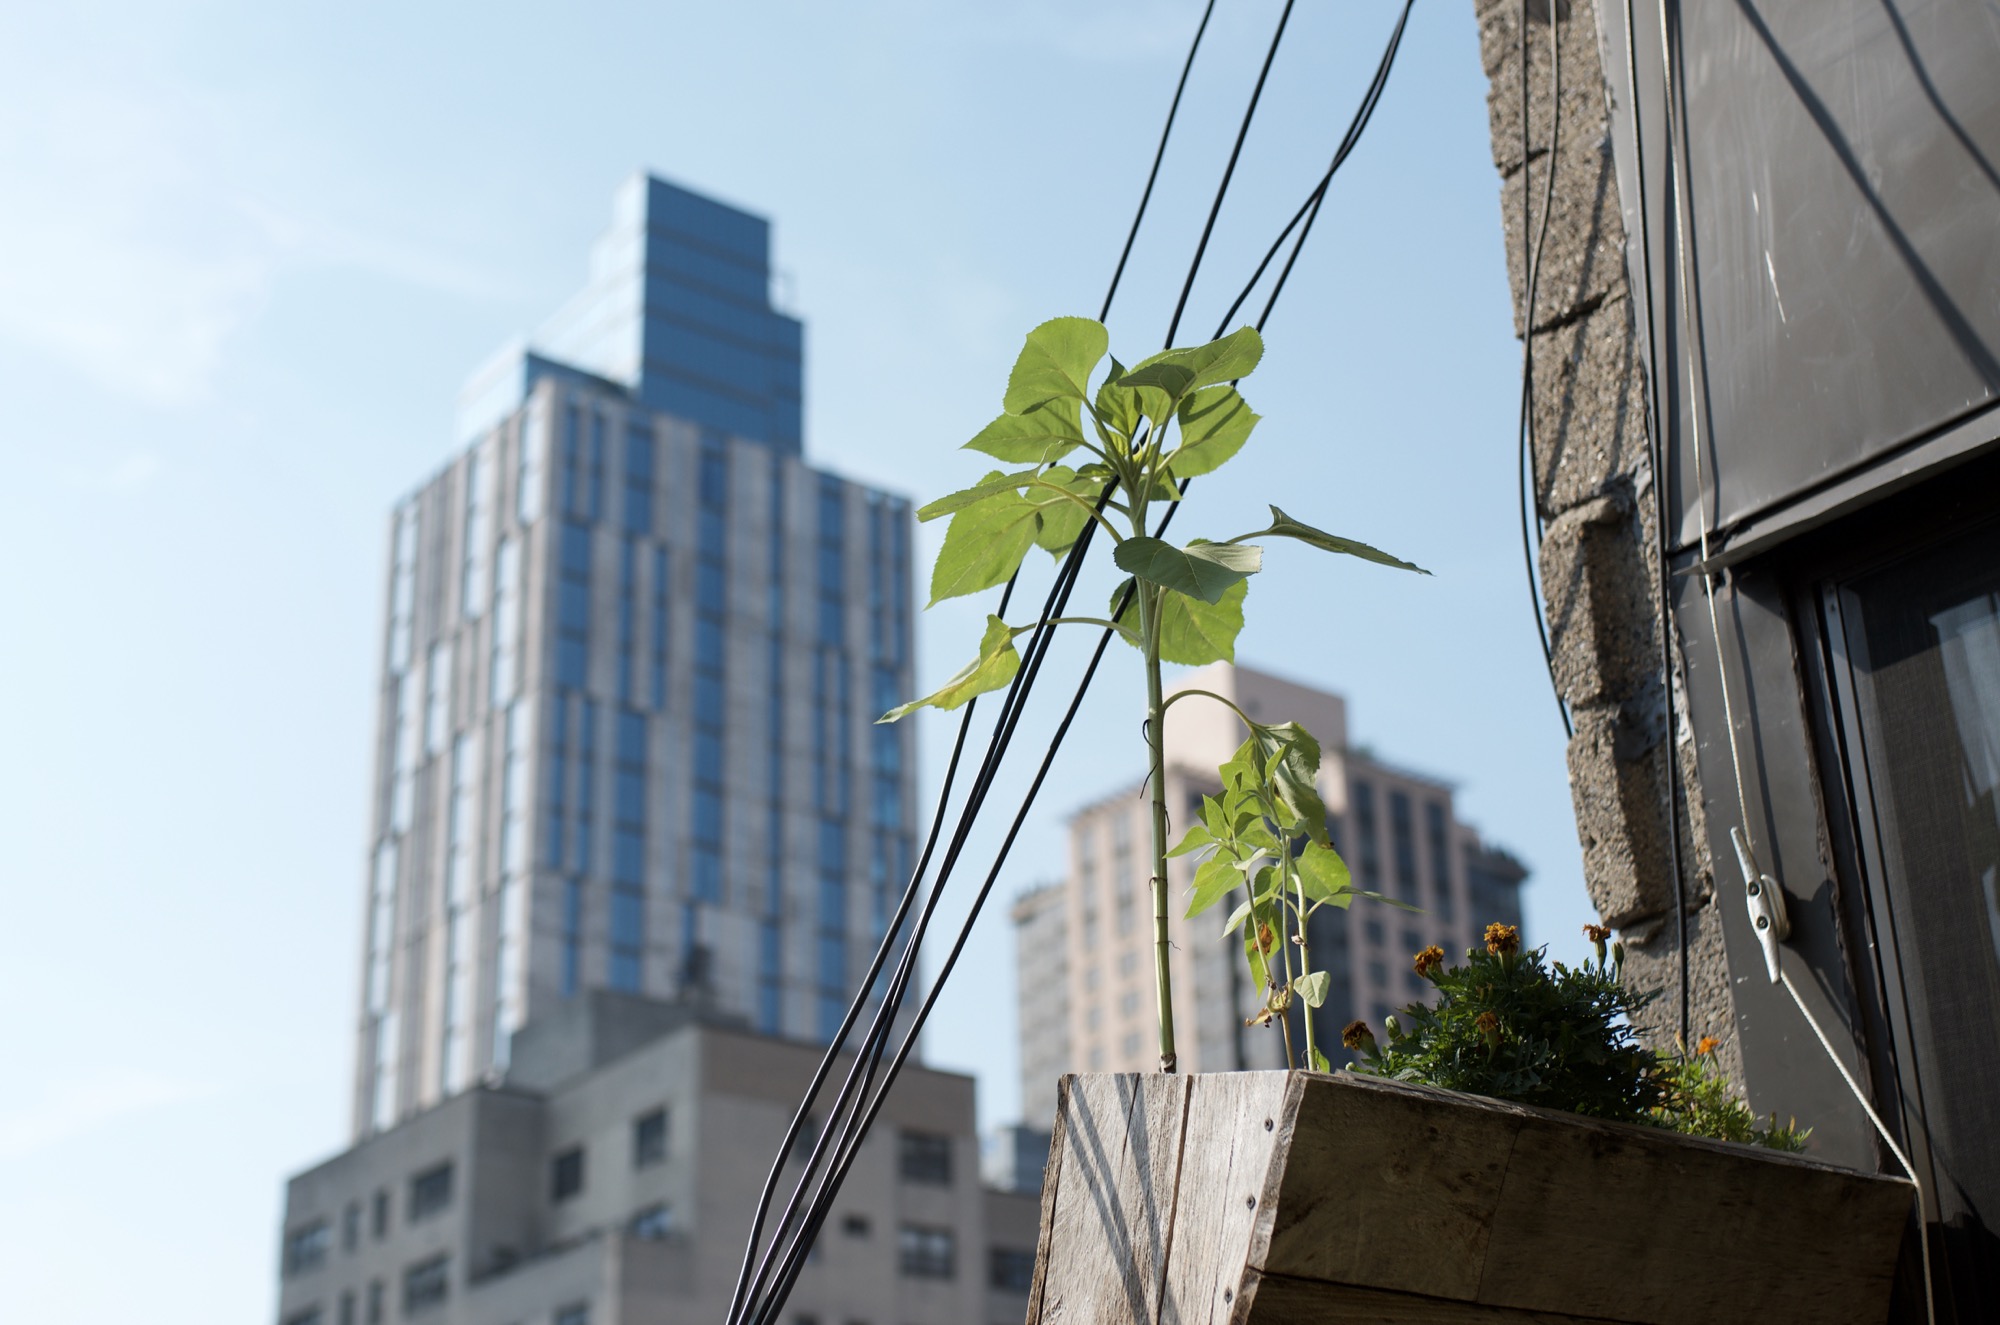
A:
[[1347, 923, 1809, 1149], [880, 318, 1423, 1072]]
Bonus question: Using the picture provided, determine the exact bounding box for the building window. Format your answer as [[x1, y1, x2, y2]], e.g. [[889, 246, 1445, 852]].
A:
[[897, 1131, 952, 1186], [897, 1223, 956, 1279], [841, 1213, 871, 1238], [283, 1220, 330, 1276], [283, 1308, 323, 1325], [633, 1108, 668, 1168], [338, 1290, 355, 1325], [402, 1255, 449, 1315], [990, 1247, 1036, 1292], [554, 1303, 590, 1325], [341, 1202, 360, 1253], [371, 1189, 389, 1239], [365, 1279, 384, 1325], [408, 1161, 453, 1221], [551, 1146, 586, 1202], [629, 1203, 673, 1240]]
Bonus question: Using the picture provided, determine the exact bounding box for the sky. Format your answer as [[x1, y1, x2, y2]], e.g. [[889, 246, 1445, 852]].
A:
[[0, 2, 1598, 1320]]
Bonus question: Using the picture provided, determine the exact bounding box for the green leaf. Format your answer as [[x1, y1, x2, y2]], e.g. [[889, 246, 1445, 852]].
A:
[[1024, 468, 1101, 559], [1002, 317, 1108, 415], [1119, 326, 1265, 404], [1184, 856, 1240, 918], [1293, 970, 1330, 1009], [917, 468, 1041, 522], [1295, 842, 1353, 907], [878, 615, 1021, 721], [1249, 505, 1429, 575], [1252, 721, 1330, 846], [1217, 740, 1260, 797], [1169, 386, 1259, 479], [1093, 358, 1141, 446], [1243, 901, 1277, 992], [1166, 823, 1215, 859], [928, 489, 1040, 605], [965, 405, 1085, 465], [1310, 1046, 1331, 1073], [1156, 577, 1247, 665], [1221, 895, 1255, 936], [1114, 537, 1261, 605]]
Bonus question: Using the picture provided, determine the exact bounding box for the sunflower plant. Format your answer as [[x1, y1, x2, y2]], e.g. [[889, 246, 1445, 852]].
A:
[[879, 317, 1425, 1072]]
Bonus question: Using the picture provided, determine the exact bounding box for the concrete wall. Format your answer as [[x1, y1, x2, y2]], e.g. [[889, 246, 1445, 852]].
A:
[[1472, 0, 1736, 1070]]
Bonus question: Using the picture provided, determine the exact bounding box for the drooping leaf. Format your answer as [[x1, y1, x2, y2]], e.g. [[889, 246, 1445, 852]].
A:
[[1295, 841, 1353, 907], [1243, 902, 1277, 993], [917, 468, 1041, 522], [1216, 739, 1260, 797], [1093, 357, 1142, 448], [878, 615, 1021, 721], [965, 404, 1086, 465], [1221, 895, 1255, 937], [1002, 317, 1108, 415], [1166, 823, 1215, 859], [1169, 386, 1259, 479], [1184, 855, 1240, 918], [928, 489, 1039, 605], [1119, 326, 1265, 405], [1114, 537, 1262, 605], [1293, 970, 1331, 1009], [1249, 505, 1429, 575], [1155, 577, 1247, 665], [1024, 468, 1102, 559], [1310, 1046, 1331, 1073]]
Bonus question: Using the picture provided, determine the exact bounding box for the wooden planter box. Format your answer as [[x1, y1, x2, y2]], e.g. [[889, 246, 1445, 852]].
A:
[[1027, 1070, 1913, 1324]]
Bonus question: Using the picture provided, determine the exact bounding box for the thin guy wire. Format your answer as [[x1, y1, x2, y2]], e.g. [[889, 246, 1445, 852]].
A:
[[1650, 0, 1932, 1313], [1616, 0, 1690, 1053], [722, 10, 1224, 1312]]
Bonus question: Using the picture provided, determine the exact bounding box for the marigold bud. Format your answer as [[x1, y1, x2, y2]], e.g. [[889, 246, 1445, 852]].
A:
[[1484, 922, 1521, 956], [1696, 1035, 1721, 1057], [1341, 1019, 1375, 1052], [1413, 945, 1445, 979]]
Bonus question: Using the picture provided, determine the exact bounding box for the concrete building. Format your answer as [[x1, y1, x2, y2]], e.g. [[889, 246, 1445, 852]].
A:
[[277, 995, 1039, 1325], [1012, 663, 1525, 1126], [353, 173, 917, 1137]]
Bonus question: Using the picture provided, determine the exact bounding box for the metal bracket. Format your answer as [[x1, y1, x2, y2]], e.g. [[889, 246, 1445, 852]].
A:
[[1731, 827, 1790, 983]]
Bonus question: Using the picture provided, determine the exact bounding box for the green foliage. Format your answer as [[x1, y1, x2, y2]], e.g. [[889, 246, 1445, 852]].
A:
[[1653, 1049, 1810, 1152], [1350, 934, 1812, 1149], [881, 315, 1426, 1072]]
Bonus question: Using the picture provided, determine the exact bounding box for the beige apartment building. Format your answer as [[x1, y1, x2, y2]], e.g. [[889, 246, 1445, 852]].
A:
[[1012, 664, 1526, 1126]]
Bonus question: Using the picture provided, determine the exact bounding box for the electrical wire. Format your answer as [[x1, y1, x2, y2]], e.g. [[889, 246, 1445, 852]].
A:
[[1518, 0, 1574, 741], [730, 5, 1422, 1318]]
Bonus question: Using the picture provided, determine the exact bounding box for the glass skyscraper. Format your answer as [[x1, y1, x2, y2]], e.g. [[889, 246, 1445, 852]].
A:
[[354, 173, 916, 1136]]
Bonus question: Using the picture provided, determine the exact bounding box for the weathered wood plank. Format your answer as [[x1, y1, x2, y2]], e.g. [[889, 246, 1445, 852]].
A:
[[1158, 1072, 1293, 1325], [1035, 1072, 1193, 1324], [1258, 1073, 1521, 1302], [1238, 1270, 1634, 1324], [1474, 1102, 1912, 1325]]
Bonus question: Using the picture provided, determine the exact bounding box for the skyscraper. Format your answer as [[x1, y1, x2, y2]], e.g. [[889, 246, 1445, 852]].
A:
[[1012, 664, 1527, 1126], [355, 173, 916, 1137]]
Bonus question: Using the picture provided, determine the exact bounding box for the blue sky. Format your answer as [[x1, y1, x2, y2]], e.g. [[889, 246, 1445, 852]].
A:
[[0, 2, 1595, 1320]]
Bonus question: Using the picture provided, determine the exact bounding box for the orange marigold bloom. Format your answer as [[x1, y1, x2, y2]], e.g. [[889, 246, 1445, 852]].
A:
[[1582, 923, 1612, 944], [1341, 1020, 1376, 1052], [1696, 1035, 1721, 1057], [1484, 922, 1521, 956], [1475, 1011, 1502, 1036], [1413, 945, 1446, 979]]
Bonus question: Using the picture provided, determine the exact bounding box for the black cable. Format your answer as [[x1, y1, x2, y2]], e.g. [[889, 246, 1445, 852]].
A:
[[722, 9, 1224, 1314], [1518, 0, 1573, 741], [1215, 0, 1414, 335], [1165, 0, 1297, 346], [735, 5, 1422, 1315]]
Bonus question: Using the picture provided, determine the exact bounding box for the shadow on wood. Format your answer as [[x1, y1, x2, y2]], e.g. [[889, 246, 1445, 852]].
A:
[[1026, 1071, 1912, 1324]]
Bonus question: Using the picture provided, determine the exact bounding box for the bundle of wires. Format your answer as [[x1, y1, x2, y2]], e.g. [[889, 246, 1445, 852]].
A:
[[725, 5, 1416, 1321]]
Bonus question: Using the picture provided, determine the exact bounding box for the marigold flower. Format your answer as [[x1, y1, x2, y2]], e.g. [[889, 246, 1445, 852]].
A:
[[1475, 1011, 1501, 1035], [1413, 945, 1446, 979], [1484, 922, 1521, 956], [1582, 924, 1612, 944], [1341, 1020, 1376, 1052], [1696, 1035, 1721, 1057]]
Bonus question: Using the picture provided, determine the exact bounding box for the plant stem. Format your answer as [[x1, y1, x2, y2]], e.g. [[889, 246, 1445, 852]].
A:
[[1294, 861, 1318, 1069], [1137, 581, 1179, 1074]]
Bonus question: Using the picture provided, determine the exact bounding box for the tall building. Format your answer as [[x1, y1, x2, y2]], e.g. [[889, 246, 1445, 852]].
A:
[[1013, 663, 1527, 1126], [355, 173, 917, 1138]]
